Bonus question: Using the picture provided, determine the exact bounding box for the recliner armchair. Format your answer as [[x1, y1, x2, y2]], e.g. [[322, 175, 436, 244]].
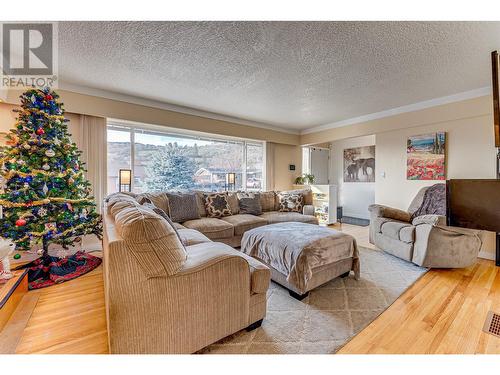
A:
[[369, 185, 482, 268]]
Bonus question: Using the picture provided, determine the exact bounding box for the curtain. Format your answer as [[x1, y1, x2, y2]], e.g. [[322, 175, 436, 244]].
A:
[[79, 115, 107, 213], [266, 142, 275, 191]]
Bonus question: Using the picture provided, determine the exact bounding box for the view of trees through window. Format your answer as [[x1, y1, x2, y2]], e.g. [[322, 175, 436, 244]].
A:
[[107, 124, 264, 194]]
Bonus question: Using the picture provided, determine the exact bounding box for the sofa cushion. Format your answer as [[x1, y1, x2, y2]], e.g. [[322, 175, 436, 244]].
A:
[[114, 204, 187, 277], [166, 192, 200, 222], [193, 191, 208, 217], [277, 192, 304, 212], [106, 193, 137, 214], [259, 191, 276, 212], [381, 221, 415, 243], [259, 211, 319, 225], [177, 228, 212, 246], [182, 217, 234, 239], [173, 222, 186, 230], [220, 214, 268, 236], [140, 199, 185, 245], [204, 192, 232, 218], [135, 192, 170, 216], [371, 216, 395, 234]]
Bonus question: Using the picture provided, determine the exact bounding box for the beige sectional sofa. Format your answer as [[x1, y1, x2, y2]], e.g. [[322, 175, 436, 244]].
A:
[[133, 189, 318, 248], [102, 188, 317, 354]]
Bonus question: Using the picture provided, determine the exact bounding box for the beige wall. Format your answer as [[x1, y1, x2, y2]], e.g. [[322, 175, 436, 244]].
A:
[[273, 143, 302, 191]]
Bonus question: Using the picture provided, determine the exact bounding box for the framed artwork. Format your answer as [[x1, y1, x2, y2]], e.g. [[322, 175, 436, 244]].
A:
[[407, 132, 446, 180], [343, 146, 375, 182]]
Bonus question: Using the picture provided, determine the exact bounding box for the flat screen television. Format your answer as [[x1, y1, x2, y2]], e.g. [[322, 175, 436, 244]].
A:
[[446, 179, 500, 233]]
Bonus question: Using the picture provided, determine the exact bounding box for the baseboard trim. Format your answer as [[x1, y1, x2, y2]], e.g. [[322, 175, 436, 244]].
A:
[[341, 216, 370, 227], [478, 251, 496, 261]]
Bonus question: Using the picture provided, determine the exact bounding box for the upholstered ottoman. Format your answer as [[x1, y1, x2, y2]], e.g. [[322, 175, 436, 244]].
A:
[[241, 222, 360, 299]]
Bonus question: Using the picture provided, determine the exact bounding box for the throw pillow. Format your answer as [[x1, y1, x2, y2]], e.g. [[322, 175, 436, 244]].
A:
[[226, 192, 240, 215], [278, 193, 304, 212], [259, 191, 276, 212], [239, 193, 262, 215], [204, 192, 232, 218], [166, 192, 200, 223], [140, 199, 187, 246]]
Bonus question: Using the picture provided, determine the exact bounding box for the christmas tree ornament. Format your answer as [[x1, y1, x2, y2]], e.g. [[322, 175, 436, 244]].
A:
[[0, 88, 102, 290], [15, 218, 27, 226], [13, 253, 21, 260], [37, 207, 47, 217]]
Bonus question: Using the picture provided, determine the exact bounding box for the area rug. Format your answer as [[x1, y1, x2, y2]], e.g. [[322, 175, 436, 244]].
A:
[[198, 246, 428, 354]]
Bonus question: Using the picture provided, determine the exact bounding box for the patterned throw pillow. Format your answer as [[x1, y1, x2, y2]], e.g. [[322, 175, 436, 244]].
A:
[[278, 193, 304, 212], [204, 193, 232, 218]]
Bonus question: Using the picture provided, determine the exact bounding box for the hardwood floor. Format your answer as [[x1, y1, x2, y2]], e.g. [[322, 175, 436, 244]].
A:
[[14, 264, 108, 354], [5, 223, 500, 354]]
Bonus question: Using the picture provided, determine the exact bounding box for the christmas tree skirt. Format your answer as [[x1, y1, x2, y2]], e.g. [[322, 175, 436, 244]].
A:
[[15, 251, 102, 290]]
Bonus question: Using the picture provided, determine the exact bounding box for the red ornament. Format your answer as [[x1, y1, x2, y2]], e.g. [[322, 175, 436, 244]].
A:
[[45, 94, 53, 101], [36, 128, 45, 135], [15, 218, 27, 227]]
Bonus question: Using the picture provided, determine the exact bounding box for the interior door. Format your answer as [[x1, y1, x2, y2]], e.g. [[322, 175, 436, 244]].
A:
[[310, 147, 329, 184]]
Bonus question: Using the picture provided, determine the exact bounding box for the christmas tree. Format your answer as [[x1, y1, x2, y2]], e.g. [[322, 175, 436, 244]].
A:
[[145, 142, 197, 191], [0, 88, 102, 289]]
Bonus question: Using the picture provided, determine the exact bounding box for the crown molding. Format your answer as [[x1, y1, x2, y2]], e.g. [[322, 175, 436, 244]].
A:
[[58, 81, 300, 135], [301, 87, 492, 135]]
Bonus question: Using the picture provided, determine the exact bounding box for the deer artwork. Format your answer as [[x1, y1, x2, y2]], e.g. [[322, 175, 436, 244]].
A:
[[347, 163, 358, 181], [0, 238, 15, 281]]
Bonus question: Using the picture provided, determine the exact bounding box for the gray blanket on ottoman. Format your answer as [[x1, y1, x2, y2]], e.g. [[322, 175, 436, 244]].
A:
[[241, 222, 360, 292]]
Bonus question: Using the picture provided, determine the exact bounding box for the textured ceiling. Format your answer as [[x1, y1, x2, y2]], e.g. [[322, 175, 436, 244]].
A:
[[58, 21, 500, 132]]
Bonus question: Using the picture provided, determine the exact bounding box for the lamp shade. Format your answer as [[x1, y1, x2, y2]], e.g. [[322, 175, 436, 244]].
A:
[[226, 172, 236, 184], [119, 169, 131, 185]]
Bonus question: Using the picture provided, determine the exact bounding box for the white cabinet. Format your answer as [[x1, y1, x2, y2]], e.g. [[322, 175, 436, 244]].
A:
[[310, 184, 337, 225]]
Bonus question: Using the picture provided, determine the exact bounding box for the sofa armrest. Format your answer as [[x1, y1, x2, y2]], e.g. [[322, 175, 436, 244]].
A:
[[177, 242, 248, 276], [412, 214, 447, 227], [412, 215, 479, 236], [368, 204, 411, 222], [303, 204, 315, 216]]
